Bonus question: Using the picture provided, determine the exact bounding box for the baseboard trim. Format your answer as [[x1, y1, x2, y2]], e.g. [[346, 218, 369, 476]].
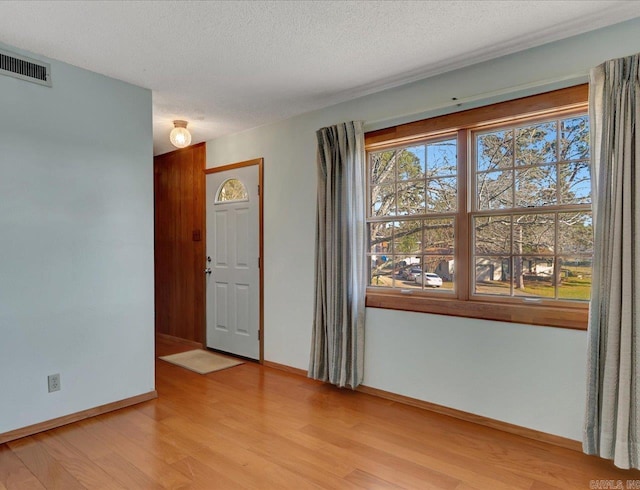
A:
[[263, 361, 581, 452], [0, 390, 158, 445], [263, 360, 308, 377], [356, 385, 581, 452], [156, 333, 203, 349]]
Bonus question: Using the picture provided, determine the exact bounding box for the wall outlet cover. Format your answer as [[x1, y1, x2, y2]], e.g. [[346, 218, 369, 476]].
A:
[[48, 373, 61, 393]]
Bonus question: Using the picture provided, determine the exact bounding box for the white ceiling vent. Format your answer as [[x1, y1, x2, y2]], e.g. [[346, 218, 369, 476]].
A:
[[0, 49, 51, 87]]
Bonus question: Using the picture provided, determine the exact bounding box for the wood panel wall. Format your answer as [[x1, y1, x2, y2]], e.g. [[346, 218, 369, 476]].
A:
[[154, 142, 206, 344]]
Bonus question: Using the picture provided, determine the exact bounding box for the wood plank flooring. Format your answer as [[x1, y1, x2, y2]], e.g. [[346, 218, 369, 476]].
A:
[[2, 336, 639, 489]]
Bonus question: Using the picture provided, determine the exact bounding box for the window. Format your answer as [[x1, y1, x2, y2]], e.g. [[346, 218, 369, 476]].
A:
[[472, 114, 591, 301], [215, 178, 248, 203], [365, 85, 591, 329], [369, 137, 458, 291]]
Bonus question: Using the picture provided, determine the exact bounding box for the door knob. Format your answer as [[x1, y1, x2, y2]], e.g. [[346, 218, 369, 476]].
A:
[[204, 268, 212, 274]]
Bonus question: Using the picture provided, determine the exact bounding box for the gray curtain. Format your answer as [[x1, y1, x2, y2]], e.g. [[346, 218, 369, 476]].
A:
[[309, 121, 366, 389], [584, 53, 640, 469]]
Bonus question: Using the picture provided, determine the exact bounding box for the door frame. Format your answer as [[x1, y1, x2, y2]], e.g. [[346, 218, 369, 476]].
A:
[[204, 158, 264, 363]]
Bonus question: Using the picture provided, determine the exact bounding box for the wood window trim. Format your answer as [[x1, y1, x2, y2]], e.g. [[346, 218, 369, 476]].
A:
[[365, 84, 590, 331], [365, 84, 588, 148], [366, 290, 588, 330]]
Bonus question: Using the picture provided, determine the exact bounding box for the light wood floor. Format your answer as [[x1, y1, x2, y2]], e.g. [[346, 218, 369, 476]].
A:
[[1, 336, 639, 489]]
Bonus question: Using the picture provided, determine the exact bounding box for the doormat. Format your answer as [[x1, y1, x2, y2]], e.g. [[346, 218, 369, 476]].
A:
[[159, 349, 243, 374]]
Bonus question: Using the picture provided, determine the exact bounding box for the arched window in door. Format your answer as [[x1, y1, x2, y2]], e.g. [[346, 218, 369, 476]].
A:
[[215, 178, 249, 204]]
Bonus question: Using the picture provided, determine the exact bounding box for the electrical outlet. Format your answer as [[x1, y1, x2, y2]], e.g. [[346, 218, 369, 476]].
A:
[[48, 373, 61, 393]]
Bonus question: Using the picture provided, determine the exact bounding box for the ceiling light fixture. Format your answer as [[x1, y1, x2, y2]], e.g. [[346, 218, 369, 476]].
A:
[[169, 120, 192, 148]]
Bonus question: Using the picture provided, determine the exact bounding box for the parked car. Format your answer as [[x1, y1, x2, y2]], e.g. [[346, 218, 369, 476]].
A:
[[408, 267, 423, 281], [395, 268, 408, 279], [400, 267, 422, 281], [416, 272, 443, 287], [396, 268, 413, 280]]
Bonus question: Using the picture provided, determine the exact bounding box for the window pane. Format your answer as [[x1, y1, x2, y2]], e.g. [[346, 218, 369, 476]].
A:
[[427, 138, 457, 177], [369, 255, 394, 287], [371, 184, 396, 217], [370, 150, 397, 184], [427, 177, 457, 212], [477, 130, 513, 171], [398, 146, 425, 181], [558, 161, 591, 204], [216, 179, 248, 202], [369, 222, 393, 255], [515, 165, 557, 207], [513, 214, 555, 255], [394, 255, 423, 290], [474, 216, 511, 254], [393, 220, 422, 256], [557, 256, 592, 301], [477, 170, 513, 210], [475, 257, 511, 296], [515, 256, 555, 298], [558, 212, 593, 254], [560, 116, 589, 161], [422, 218, 454, 254], [397, 181, 426, 215], [515, 121, 557, 166], [421, 255, 454, 291]]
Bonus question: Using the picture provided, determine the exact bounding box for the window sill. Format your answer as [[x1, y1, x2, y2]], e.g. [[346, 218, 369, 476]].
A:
[[365, 289, 588, 330]]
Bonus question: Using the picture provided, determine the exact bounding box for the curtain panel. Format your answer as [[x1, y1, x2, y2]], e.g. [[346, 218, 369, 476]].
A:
[[309, 121, 366, 389], [584, 53, 640, 469]]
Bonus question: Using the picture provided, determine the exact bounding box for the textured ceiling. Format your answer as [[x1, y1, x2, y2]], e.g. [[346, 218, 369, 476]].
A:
[[0, 1, 639, 155]]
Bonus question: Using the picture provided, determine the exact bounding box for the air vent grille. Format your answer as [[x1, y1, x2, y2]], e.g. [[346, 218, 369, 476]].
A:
[[0, 49, 51, 87]]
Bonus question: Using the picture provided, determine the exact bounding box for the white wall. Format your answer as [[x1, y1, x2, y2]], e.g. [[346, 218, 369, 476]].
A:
[[0, 44, 154, 433], [206, 18, 640, 441]]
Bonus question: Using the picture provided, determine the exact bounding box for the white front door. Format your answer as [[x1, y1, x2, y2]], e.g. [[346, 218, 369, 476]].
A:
[[205, 165, 260, 359]]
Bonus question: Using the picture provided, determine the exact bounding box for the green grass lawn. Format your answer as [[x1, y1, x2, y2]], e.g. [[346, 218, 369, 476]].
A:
[[557, 278, 592, 300], [476, 278, 591, 300]]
